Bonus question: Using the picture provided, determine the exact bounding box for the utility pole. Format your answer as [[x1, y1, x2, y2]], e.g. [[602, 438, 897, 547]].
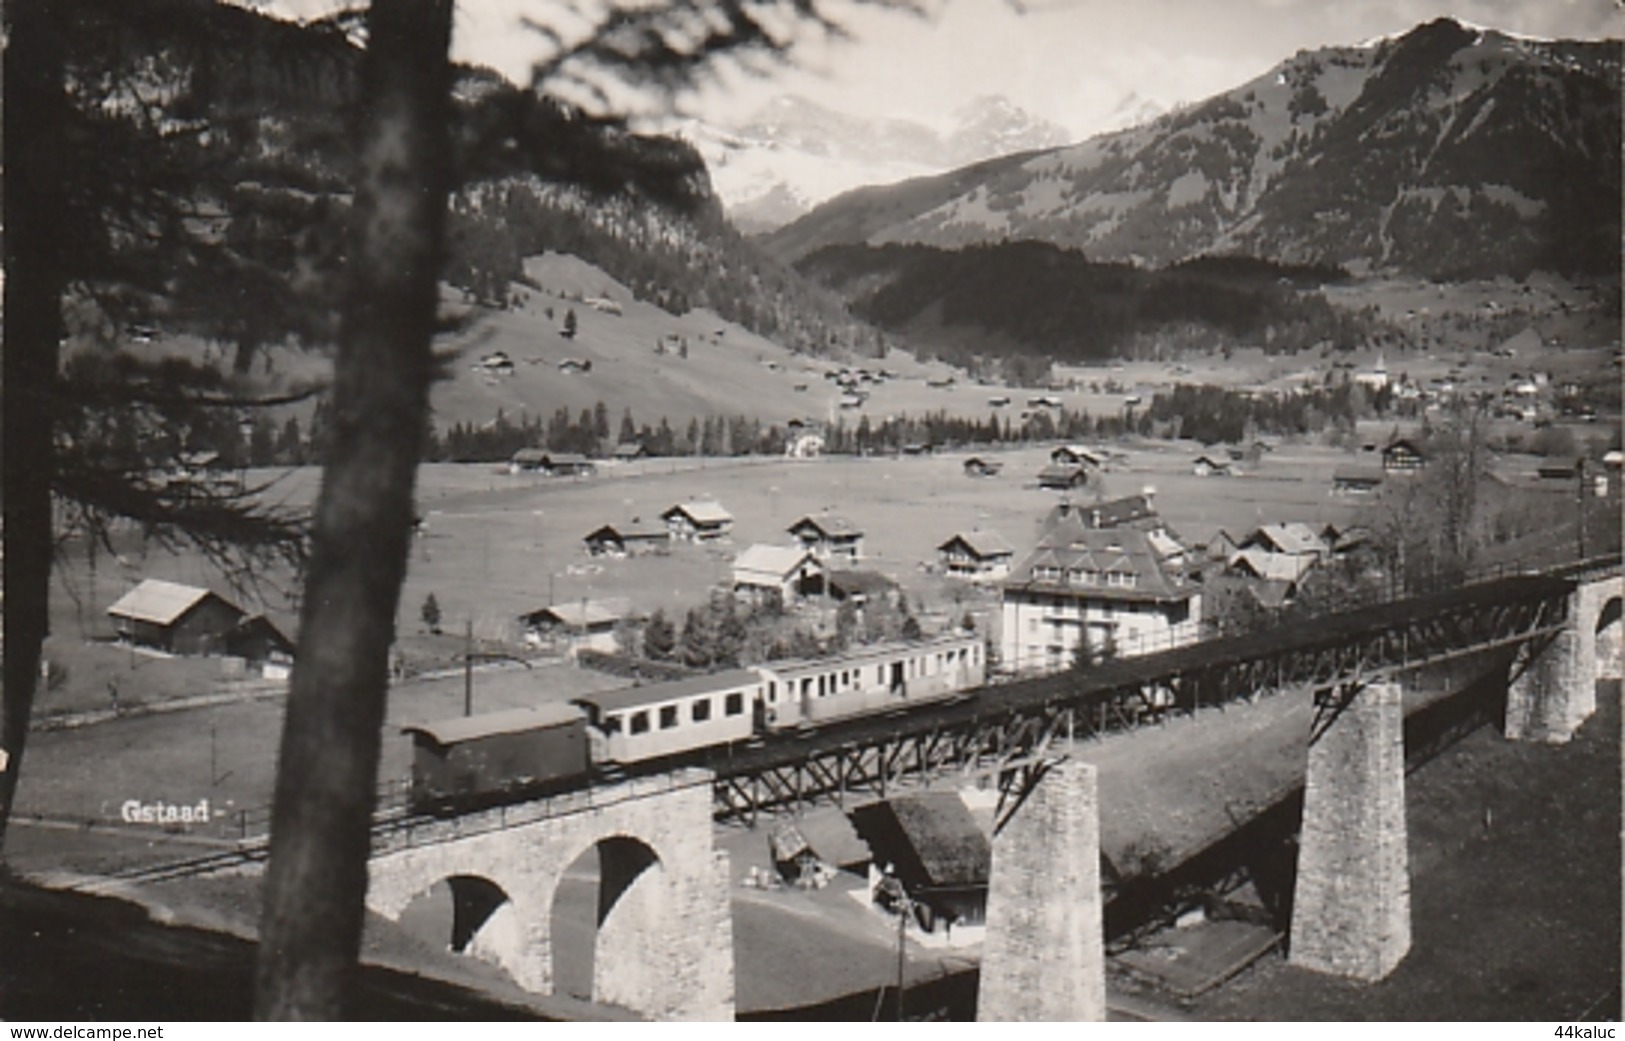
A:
[[463, 618, 474, 716], [1577, 457, 1587, 561]]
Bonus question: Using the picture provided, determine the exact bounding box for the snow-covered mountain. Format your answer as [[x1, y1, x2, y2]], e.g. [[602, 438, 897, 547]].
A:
[[765, 18, 1621, 281], [675, 93, 1071, 233]]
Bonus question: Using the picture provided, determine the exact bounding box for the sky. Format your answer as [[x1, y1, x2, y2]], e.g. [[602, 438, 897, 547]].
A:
[[258, 0, 1623, 139]]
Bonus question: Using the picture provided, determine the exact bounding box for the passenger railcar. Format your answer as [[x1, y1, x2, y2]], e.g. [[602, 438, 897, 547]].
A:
[[402, 702, 590, 813], [573, 668, 761, 766], [758, 633, 985, 730]]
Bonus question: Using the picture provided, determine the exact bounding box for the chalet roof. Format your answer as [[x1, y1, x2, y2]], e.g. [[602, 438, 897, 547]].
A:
[[1245, 522, 1325, 557], [1051, 444, 1103, 465], [1383, 438, 1424, 457], [584, 519, 668, 542], [938, 531, 1014, 559], [402, 701, 583, 747], [788, 514, 864, 539], [511, 447, 547, 463], [521, 599, 628, 628], [733, 544, 819, 580], [663, 500, 733, 525], [1006, 526, 1192, 603], [612, 442, 645, 458], [1193, 454, 1231, 469], [543, 452, 593, 467], [573, 669, 762, 713], [850, 793, 989, 890], [1227, 549, 1309, 583], [107, 579, 237, 627]]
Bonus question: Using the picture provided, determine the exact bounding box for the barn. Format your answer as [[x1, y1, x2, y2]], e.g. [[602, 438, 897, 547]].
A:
[[106, 579, 246, 656]]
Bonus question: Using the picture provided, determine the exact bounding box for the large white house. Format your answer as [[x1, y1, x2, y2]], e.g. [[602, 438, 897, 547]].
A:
[[999, 513, 1200, 675]]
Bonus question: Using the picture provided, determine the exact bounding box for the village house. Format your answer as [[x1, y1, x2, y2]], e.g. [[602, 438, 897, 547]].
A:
[[1237, 522, 1328, 562], [509, 449, 596, 477], [1000, 514, 1201, 674], [962, 456, 1002, 478], [787, 514, 865, 563], [937, 531, 1016, 581], [1036, 462, 1091, 491], [730, 545, 825, 606], [1192, 454, 1232, 477], [1382, 438, 1426, 474], [582, 519, 669, 558], [1049, 444, 1104, 469], [517, 599, 627, 656], [1045, 492, 1164, 535], [611, 442, 646, 462], [106, 579, 293, 668], [661, 499, 734, 541]]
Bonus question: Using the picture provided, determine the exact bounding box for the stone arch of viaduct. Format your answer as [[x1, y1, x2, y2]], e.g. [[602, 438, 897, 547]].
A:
[[366, 769, 733, 1021], [1507, 574, 1623, 742]]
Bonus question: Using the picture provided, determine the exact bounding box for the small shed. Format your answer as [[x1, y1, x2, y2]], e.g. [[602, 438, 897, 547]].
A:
[[1192, 454, 1232, 477], [963, 457, 1003, 478], [849, 793, 990, 933], [107, 579, 245, 656]]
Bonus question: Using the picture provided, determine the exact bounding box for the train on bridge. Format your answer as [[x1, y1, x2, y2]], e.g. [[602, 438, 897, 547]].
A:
[[401, 632, 986, 813]]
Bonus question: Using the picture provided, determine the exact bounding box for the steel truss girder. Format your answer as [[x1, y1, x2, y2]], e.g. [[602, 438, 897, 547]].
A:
[[711, 577, 1578, 823]]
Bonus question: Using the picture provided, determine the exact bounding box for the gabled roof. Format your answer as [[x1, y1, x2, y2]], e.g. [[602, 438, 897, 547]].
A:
[[520, 599, 628, 628], [574, 669, 762, 713], [788, 514, 864, 539], [733, 544, 819, 580], [584, 519, 668, 542], [938, 531, 1014, 559], [1244, 523, 1325, 557], [849, 793, 989, 890], [1227, 549, 1309, 583], [1051, 444, 1103, 466], [402, 701, 583, 746], [107, 579, 237, 627], [1383, 438, 1424, 457], [663, 500, 733, 525]]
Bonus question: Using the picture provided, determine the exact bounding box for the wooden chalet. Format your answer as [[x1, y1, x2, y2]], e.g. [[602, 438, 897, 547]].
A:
[[731, 545, 824, 605], [1381, 438, 1425, 474], [962, 456, 1003, 478], [1036, 463, 1091, 491], [787, 514, 865, 563], [662, 499, 734, 541], [937, 531, 1015, 581], [582, 519, 669, 557], [107, 579, 246, 656]]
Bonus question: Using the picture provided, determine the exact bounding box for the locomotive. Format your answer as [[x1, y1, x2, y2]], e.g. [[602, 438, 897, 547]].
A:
[[402, 633, 985, 813]]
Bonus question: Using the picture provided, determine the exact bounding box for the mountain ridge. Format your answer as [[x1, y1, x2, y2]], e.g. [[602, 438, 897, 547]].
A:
[[765, 17, 1621, 281]]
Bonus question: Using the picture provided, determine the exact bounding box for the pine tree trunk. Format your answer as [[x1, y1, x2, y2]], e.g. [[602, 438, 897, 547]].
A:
[[0, 0, 69, 859], [253, 0, 452, 1018]]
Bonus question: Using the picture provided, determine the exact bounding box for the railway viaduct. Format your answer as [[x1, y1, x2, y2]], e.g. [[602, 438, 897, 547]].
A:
[[360, 564, 1620, 1021], [364, 770, 732, 1021]]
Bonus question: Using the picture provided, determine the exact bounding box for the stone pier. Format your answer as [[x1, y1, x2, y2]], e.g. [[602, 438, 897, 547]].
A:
[[1289, 680, 1410, 981], [978, 761, 1105, 1021], [1506, 579, 1621, 744]]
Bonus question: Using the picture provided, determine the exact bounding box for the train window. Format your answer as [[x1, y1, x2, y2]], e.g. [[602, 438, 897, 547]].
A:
[[630, 711, 650, 734], [603, 714, 624, 734], [768, 680, 777, 703], [660, 705, 679, 729], [692, 698, 712, 723], [725, 692, 744, 716]]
